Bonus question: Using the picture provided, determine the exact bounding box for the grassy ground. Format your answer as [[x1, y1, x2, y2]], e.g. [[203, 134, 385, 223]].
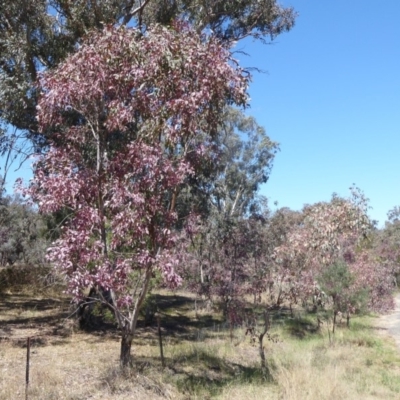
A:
[[1, 289, 400, 399]]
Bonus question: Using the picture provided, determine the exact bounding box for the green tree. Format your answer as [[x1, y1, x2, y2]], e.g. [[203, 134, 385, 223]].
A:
[[375, 206, 400, 284], [179, 106, 278, 302], [0, 194, 49, 267], [317, 260, 368, 333], [210, 107, 278, 218], [175, 106, 278, 221]]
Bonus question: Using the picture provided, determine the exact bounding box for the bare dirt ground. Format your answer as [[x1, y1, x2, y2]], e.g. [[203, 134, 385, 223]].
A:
[[377, 294, 400, 349]]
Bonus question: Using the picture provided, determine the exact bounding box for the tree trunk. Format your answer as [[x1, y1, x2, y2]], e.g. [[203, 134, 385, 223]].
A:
[[120, 331, 134, 368], [346, 311, 350, 328], [157, 315, 165, 368], [119, 267, 154, 368], [332, 310, 337, 334], [259, 333, 266, 370], [259, 310, 270, 372]]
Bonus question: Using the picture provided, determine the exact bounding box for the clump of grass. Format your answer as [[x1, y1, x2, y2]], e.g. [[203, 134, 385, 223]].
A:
[[100, 365, 174, 399]]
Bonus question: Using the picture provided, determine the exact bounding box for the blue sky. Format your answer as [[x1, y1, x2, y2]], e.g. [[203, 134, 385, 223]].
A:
[[236, 0, 400, 226], [3, 1, 399, 226]]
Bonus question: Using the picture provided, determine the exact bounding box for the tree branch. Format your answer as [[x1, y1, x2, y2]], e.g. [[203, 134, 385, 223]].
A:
[[122, 0, 152, 26]]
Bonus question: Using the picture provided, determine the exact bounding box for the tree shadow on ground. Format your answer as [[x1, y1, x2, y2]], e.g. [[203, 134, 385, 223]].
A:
[[283, 317, 320, 339], [103, 346, 271, 398], [265, 307, 326, 339], [137, 293, 224, 340], [0, 293, 70, 327], [0, 291, 228, 347], [166, 349, 270, 397], [0, 293, 67, 312], [68, 293, 221, 340]]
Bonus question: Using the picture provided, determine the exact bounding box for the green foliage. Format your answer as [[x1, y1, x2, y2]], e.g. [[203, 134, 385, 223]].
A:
[[210, 107, 279, 218], [319, 261, 354, 304], [318, 260, 369, 318], [91, 302, 116, 324], [375, 207, 400, 283], [0, 194, 49, 267], [173, 107, 278, 226], [0, 264, 51, 292], [0, 194, 52, 292]]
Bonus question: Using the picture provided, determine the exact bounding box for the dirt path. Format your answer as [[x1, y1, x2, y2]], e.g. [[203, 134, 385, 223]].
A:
[[378, 294, 400, 349]]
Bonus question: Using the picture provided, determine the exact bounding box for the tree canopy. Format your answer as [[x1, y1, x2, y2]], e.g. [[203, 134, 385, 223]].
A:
[[23, 23, 249, 366], [0, 0, 296, 154]]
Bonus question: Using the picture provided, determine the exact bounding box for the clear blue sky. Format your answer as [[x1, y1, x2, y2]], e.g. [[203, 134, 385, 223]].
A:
[[3, 1, 399, 226], [237, 0, 400, 226]]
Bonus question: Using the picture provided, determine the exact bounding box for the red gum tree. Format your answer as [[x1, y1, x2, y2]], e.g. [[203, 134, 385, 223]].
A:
[[24, 23, 248, 367]]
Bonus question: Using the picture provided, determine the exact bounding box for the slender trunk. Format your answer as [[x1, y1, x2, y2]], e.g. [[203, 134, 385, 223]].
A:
[[129, 268, 153, 334], [317, 317, 322, 331], [276, 287, 283, 307], [96, 138, 107, 257], [346, 311, 350, 328], [120, 331, 134, 368], [259, 310, 270, 372], [230, 186, 243, 217], [259, 333, 266, 370], [118, 267, 154, 368], [333, 310, 337, 334], [157, 314, 165, 368], [170, 187, 179, 212]]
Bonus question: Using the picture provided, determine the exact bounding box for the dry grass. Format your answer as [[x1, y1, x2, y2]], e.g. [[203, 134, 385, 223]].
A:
[[1, 290, 400, 399], [261, 317, 400, 400], [0, 333, 179, 400]]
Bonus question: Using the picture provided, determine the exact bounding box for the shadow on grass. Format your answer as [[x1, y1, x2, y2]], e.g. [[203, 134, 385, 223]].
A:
[[0, 293, 68, 312], [138, 293, 224, 339], [71, 293, 224, 341], [168, 348, 271, 397], [97, 349, 271, 399], [0, 293, 70, 329], [76, 295, 332, 347], [283, 316, 320, 339]]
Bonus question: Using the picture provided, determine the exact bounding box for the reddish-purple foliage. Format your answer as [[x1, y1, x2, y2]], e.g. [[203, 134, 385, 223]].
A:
[[182, 215, 271, 320], [347, 249, 394, 313], [183, 188, 394, 324], [21, 23, 248, 365], [273, 191, 394, 313]]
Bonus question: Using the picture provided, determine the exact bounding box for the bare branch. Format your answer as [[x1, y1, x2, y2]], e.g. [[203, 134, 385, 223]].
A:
[[122, 0, 152, 26]]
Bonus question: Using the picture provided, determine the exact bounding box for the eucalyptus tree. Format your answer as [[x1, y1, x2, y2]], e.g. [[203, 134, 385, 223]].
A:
[[23, 23, 249, 367], [179, 107, 279, 307], [0, 194, 49, 267], [210, 107, 278, 218]]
